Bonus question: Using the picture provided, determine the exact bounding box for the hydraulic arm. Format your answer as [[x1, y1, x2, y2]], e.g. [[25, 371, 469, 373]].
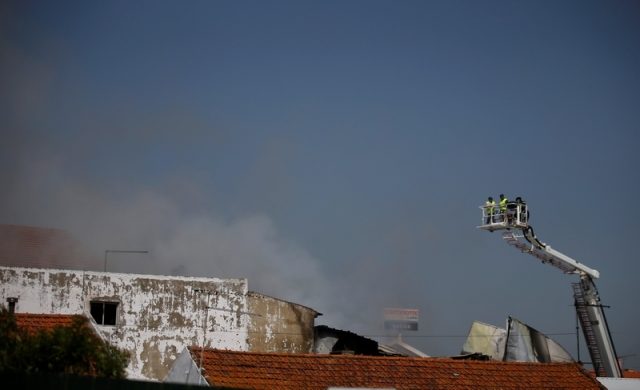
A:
[[479, 202, 621, 377]]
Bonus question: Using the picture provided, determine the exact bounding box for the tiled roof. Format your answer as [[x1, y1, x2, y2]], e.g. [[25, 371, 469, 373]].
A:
[[15, 313, 81, 334], [192, 348, 604, 390], [588, 369, 640, 379], [624, 369, 640, 378]]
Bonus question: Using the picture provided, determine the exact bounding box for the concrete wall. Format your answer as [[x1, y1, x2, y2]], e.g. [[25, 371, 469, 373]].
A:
[[0, 266, 249, 381], [247, 291, 318, 353], [0, 266, 321, 381]]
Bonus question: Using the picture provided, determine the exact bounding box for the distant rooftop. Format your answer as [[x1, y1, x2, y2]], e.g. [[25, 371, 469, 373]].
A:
[[0, 224, 82, 269], [623, 369, 640, 379], [14, 313, 83, 333]]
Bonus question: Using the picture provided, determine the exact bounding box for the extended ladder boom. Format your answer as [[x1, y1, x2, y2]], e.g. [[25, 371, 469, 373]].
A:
[[478, 202, 621, 377], [504, 228, 600, 279]]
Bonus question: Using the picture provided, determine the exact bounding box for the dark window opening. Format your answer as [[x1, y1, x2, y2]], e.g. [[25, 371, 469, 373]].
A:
[[6, 297, 18, 314], [90, 301, 118, 326]]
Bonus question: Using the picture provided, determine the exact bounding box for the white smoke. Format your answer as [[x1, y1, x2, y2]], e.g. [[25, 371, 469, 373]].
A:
[[1, 156, 349, 325]]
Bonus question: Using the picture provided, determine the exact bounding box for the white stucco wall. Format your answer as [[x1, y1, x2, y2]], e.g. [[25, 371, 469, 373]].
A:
[[0, 266, 250, 381]]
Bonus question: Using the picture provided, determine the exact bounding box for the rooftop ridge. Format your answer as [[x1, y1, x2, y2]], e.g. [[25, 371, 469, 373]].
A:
[[0, 265, 247, 285], [188, 347, 587, 367]]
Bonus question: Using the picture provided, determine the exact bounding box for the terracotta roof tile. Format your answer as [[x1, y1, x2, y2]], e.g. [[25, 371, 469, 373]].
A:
[[624, 369, 640, 378], [15, 313, 82, 334], [191, 348, 604, 390]]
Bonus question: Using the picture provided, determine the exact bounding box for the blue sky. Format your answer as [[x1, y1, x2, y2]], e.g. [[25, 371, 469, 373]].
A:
[[2, 0, 640, 369]]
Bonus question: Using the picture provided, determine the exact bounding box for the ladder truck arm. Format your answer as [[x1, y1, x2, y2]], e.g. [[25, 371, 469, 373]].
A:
[[478, 202, 621, 377], [518, 226, 600, 280]]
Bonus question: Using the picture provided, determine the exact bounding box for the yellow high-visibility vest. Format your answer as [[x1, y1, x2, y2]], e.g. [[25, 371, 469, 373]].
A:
[[485, 200, 495, 213], [499, 197, 508, 212]]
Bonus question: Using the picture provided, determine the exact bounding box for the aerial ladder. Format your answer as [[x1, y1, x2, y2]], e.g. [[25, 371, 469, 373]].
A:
[[478, 200, 622, 377]]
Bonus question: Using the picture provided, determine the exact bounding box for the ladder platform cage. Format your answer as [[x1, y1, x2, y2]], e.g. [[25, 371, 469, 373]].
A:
[[478, 202, 529, 231]]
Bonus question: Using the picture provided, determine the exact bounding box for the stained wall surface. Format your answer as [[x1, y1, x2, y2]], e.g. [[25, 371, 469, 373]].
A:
[[0, 266, 250, 380], [247, 291, 318, 354]]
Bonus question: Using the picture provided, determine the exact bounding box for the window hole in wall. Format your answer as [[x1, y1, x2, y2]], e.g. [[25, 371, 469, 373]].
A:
[[90, 301, 118, 326]]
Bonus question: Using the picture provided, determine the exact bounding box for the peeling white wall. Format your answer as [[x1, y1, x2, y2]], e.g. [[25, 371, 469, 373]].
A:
[[0, 266, 249, 381]]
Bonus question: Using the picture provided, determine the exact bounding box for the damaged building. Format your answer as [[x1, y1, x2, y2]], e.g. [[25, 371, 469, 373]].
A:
[[0, 266, 320, 381], [461, 318, 574, 363]]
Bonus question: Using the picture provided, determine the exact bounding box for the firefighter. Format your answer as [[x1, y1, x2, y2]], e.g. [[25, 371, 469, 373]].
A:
[[499, 194, 508, 222], [485, 197, 495, 224]]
